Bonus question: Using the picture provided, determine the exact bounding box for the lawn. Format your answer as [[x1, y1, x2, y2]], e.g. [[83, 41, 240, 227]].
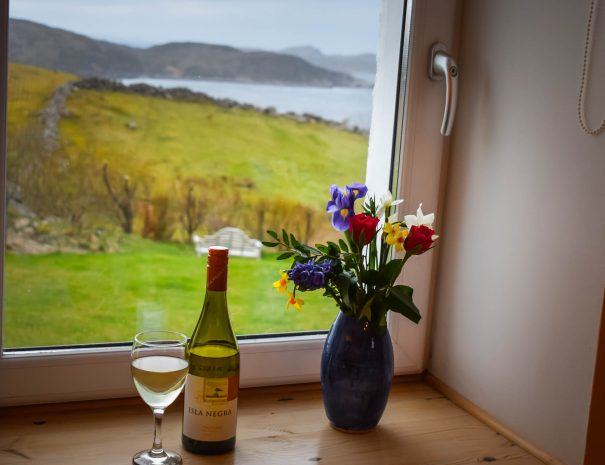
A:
[[3, 237, 338, 348], [4, 63, 365, 348]]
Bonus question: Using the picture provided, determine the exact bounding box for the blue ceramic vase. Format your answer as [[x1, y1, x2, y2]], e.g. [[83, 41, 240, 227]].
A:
[[320, 311, 394, 432]]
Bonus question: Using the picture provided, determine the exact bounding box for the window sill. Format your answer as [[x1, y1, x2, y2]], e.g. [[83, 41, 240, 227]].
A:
[[0, 376, 544, 465]]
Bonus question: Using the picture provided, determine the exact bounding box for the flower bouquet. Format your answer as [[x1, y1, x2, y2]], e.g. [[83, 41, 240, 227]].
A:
[[264, 182, 438, 330], [264, 182, 438, 431]]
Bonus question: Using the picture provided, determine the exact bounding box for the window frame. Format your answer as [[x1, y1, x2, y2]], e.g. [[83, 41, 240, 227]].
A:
[[0, 0, 458, 406]]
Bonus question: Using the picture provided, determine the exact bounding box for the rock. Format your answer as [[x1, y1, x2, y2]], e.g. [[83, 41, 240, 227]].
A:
[[6, 231, 56, 255], [14, 217, 31, 230], [39, 81, 75, 153]]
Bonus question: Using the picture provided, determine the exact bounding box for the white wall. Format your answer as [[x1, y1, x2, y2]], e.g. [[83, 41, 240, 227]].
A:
[[429, 1, 605, 465]]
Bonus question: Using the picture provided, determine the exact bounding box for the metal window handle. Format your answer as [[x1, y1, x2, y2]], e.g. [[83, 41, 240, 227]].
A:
[[429, 43, 458, 136]]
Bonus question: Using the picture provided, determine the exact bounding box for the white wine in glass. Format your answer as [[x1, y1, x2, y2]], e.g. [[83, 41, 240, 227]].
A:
[[131, 331, 188, 465]]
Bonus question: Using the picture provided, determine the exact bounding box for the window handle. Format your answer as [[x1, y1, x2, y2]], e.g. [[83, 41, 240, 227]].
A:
[[428, 43, 458, 136]]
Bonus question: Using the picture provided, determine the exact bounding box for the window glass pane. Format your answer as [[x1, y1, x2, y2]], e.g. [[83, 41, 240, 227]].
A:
[[4, 0, 380, 348]]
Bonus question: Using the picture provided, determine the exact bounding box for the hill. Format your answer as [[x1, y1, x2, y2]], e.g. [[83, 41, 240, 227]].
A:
[[8, 19, 363, 87], [60, 76, 368, 207], [6, 64, 368, 246], [281, 46, 376, 82], [8, 19, 143, 77]]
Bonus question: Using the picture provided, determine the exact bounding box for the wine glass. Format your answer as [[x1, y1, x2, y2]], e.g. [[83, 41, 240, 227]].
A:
[[131, 330, 189, 465]]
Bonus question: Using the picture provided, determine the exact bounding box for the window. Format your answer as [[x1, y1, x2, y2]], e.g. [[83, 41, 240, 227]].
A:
[[4, 0, 381, 348], [1, 0, 455, 405]]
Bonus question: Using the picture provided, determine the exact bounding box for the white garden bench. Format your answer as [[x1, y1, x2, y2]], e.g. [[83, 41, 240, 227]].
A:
[[192, 227, 262, 259]]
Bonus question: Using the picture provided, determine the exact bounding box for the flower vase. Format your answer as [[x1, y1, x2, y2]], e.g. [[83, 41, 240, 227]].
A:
[[320, 311, 394, 432]]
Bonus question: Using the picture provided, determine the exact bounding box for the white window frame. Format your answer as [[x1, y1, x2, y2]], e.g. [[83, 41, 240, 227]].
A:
[[0, 0, 459, 405]]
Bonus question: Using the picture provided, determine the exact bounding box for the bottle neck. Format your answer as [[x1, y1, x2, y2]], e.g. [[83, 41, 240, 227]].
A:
[[189, 249, 237, 350], [191, 290, 237, 350], [200, 290, 230, 330], [206, 258, 228, 291]]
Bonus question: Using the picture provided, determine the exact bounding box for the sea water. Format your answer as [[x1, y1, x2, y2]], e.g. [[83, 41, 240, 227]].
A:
[[121, 77, 373, 131]]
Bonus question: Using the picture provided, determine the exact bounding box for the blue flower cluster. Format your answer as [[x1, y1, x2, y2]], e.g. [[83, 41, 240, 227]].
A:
[[288, 260, 333, 291]]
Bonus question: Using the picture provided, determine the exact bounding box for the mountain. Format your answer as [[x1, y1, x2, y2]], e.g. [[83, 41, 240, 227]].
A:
[[8, 18, 144, 77], [281, 46, 376, 82], [8, 19, 362, 87]]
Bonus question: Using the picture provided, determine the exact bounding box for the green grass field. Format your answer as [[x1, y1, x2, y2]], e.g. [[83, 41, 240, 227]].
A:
[[7, 64, 76, 133], [4, 237, 338, 348], [4, 63, 366, 348], [59, 71, 368, 210]]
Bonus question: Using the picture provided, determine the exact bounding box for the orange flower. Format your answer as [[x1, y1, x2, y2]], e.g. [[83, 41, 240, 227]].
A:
[[286, 292, 304, 311], [273, 272, 289, 293]]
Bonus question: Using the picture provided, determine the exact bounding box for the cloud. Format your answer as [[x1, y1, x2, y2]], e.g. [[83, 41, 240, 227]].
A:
[[9, 0, 381, 54]]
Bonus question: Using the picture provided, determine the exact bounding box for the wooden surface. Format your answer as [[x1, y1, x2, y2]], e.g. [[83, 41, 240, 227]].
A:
[[0, 380, 545, 465], [584, 288, 605, 465], [426, 374, 564, 465]]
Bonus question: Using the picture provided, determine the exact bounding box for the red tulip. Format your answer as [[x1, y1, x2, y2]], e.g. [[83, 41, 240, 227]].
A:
[[404, 225, 436, 255], [349, 213, 380, 246]]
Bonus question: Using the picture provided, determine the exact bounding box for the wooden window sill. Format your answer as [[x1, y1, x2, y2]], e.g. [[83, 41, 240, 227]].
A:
[[0, 378, 543, 465]]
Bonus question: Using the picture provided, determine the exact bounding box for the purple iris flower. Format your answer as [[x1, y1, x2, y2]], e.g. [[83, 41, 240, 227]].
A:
[[288, 260, 333, 291], [325, 183, 368, 231], [347, 183, 368, 201]]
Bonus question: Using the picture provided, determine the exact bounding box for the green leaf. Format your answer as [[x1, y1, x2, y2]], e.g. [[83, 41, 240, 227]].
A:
[[338, 239, 349, 252], [359, 295, 375, 322], [326, 241, 340, 255], [334, 272, 355, 307], [276, 252, 294, 260], [261, 241, 280, 247], [386, 285, 421, 324], [267, 230, 279, 241], [290, 234, 301, 248], [344, 230, 359, 253], [358, 269, 391, 288], [358, 269, 381, 286], [316, 244, 329, 254], [282, 229, 290, 247], [378, 311, 388, 328], [295, 244, 315, 257], [390, 284, 414, 299], [382, 259, 404, 284]]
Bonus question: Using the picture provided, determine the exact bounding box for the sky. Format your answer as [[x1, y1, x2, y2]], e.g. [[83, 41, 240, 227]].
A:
[[9, 0, 382, 55]]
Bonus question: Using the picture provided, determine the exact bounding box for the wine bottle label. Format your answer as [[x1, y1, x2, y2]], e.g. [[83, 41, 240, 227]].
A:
[[183, 373, 238, 442]]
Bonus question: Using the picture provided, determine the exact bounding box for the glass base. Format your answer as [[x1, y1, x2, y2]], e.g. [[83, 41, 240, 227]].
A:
[[133, 449, 182, 465]]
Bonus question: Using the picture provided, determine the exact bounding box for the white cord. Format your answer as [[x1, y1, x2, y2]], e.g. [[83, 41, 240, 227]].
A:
[[578, 0, 605, 135]]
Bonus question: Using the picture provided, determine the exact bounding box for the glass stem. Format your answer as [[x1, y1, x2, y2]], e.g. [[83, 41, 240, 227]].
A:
[[151, 408, 166, 457]]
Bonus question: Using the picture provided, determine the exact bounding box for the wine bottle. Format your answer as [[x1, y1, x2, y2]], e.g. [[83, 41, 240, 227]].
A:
[[182, 246, 240, 454]]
